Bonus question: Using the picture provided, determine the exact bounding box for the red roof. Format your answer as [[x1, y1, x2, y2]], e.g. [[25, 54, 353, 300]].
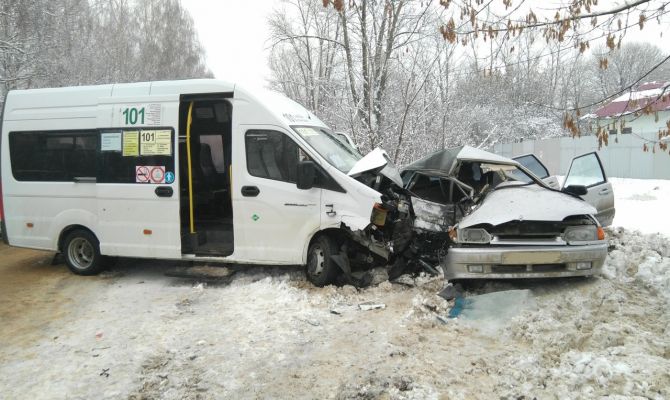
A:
[[594, 81, 670, 118]]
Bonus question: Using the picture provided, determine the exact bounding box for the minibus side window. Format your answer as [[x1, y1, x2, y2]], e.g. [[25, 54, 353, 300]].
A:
[[245, 130, 299, 183], [245, 130, 346, 193], [9, 131, 97, 181], [98, 128, 175, 184]]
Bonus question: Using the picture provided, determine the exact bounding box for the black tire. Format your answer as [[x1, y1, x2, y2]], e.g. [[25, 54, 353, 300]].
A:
[[306, 235, 340, 287], [63, 230, 104, 276]]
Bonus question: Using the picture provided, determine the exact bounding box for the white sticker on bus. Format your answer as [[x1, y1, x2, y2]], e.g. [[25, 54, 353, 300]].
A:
[[119, 103, 162, 126], [135, 166, 166, 184]]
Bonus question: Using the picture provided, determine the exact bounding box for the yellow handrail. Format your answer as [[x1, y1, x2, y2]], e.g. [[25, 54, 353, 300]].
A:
[[186, 102, 195, 234]]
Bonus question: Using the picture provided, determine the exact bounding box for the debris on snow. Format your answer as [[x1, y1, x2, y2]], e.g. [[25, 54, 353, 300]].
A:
[[392, 274, 416, 287], [437, 283, 463, 301], [2, 227, 670, 399], [358, 302, 386, 311]]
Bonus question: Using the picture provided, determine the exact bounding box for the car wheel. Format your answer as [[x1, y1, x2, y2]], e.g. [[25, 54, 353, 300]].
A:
[[306, 235, 340, 287], [63, 230, 104, 276]]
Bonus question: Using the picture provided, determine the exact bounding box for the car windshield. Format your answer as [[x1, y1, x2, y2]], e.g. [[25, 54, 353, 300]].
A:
[[457, 162, 540, 192], [292, 126, 362, 173], [480, 164, 540, 188]]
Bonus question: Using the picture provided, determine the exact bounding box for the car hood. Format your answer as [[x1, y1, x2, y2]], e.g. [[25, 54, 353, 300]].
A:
[[348, 148, 403, 187], [458, 185, 597, 229]]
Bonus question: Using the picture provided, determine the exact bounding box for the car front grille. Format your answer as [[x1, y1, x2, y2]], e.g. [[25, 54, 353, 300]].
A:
[[491, 264, 567, 274]]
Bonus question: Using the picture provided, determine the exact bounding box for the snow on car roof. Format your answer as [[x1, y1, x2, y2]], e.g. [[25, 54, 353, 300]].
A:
[[457, 146, 519, 164]]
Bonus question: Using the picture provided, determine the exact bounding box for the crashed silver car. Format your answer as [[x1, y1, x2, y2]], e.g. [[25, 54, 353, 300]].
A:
[[401, 146, 614, 280]]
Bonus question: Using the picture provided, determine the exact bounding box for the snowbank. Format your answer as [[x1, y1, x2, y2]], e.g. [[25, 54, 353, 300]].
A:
[[2, 177, 670, 398]]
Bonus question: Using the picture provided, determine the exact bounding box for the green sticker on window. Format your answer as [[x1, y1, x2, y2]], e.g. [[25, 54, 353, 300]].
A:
[[252, 214, 260, 221]]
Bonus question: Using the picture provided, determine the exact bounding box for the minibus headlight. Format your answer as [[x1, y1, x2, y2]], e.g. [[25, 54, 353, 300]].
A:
[[563, 225, 598, 243], [448, 227, 457, 241], [371, 203, 388, 227]]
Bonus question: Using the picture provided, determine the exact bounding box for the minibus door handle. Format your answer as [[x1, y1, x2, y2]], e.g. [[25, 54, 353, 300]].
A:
[[155, 186, 174, 198], [241, 186, 260, 197]]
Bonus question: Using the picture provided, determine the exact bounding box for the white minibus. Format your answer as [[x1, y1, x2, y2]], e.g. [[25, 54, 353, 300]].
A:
[[0, 80, 412, 286]]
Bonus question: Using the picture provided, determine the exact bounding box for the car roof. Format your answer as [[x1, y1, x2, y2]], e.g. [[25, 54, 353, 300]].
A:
[[404, 145, 519, 174]]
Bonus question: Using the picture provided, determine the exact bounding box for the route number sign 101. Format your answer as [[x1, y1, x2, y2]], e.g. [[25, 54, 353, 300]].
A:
[[122, 107, 146, 125]]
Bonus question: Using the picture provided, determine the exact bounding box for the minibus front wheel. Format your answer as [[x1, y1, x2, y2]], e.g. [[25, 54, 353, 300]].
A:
[[63, 230, 104, 276], [306, 235, 341, 287]]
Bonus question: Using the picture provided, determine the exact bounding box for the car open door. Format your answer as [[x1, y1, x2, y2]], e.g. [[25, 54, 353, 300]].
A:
[[513, 154, 560, 189], [562, 152, 615, 227]]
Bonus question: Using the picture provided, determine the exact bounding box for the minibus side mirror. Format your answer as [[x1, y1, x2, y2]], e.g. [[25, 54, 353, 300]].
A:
[[297, 160, 316, 190]]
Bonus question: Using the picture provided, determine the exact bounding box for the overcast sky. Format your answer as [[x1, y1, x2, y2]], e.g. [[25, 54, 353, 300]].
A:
[[180, 1, 670, 90], [180, 0, 275, 90]]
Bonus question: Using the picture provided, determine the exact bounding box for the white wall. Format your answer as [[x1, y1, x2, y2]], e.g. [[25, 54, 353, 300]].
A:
[[493, 113, 670, 179]]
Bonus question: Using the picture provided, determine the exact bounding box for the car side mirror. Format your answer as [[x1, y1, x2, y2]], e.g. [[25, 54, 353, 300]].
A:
[[563, 184, 587, 196], [297, 160, 316, 190]]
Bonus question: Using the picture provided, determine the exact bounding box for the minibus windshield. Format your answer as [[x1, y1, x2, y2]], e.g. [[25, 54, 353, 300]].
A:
[[292, 126, 362, 173]]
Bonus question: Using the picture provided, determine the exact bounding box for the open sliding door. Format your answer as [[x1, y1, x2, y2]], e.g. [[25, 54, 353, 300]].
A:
[[178, 94, 235, 256]]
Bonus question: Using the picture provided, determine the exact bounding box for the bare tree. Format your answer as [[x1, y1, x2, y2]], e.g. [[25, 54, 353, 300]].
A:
[[268, 0, 342, 116], [269, 0, 444, 163], [314, 0, 670, 153], [0, 0, 212, 107], [594, 42, 669, 97]]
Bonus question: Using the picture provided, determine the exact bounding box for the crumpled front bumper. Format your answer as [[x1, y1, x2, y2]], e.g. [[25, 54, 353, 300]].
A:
[[443, 243, 607, 280]]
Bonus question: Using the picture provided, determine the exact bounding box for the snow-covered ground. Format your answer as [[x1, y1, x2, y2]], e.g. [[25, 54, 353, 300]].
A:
[[611, 178, 670, 237], [0, 179, 669, 399]]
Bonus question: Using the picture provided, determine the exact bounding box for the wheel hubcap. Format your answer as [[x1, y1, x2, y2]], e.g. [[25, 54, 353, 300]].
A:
[[309, 246, 325, 277], [68, 238, 94, 270]]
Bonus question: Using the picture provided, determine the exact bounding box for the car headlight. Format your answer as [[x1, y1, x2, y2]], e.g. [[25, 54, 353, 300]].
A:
[[456, 228, 492, 244], [563, 225, 598, 242]]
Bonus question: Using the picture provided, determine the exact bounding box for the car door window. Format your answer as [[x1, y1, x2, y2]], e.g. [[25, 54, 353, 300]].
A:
[[564, 153, 605, 188], [513, 154, 549, 179]]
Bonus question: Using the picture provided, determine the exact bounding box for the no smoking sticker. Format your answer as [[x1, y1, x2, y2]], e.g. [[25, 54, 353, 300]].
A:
[[135, 166, 150, 183], [136, 166, 166, 183]]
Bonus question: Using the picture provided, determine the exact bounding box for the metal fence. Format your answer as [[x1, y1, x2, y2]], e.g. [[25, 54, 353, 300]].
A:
[[493, 131, 670, 180]]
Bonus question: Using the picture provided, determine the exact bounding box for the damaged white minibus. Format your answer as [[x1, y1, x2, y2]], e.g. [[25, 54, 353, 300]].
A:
[[0, 80, 412, 286]]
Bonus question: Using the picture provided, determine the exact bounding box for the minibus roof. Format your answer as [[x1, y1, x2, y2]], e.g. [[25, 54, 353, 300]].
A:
[[3, 79, 327, 129]]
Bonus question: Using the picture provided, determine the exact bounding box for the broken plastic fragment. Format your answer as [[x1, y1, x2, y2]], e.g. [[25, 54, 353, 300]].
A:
[[358, 302, 386, 311], [437, 283, 464, 301], [448, 297, 468, 318]]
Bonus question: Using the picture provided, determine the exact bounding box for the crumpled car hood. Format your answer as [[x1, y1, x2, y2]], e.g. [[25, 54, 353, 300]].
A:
[[458, 185, 597, 228], [348, 148, 403, 187]]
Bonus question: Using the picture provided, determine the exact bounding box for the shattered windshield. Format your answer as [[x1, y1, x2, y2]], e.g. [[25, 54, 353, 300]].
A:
[[480, 163, 536, 186], [457, 162, 540, 193], [292, 126, 362, 173]]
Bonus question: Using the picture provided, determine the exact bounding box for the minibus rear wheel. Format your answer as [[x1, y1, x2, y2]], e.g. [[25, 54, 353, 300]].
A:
[[63, 230, 104, 276], [306, 235, 340, 287]]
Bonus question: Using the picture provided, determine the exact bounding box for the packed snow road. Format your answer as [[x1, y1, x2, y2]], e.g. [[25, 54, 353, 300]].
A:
[[0, 226, 668, 400]]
